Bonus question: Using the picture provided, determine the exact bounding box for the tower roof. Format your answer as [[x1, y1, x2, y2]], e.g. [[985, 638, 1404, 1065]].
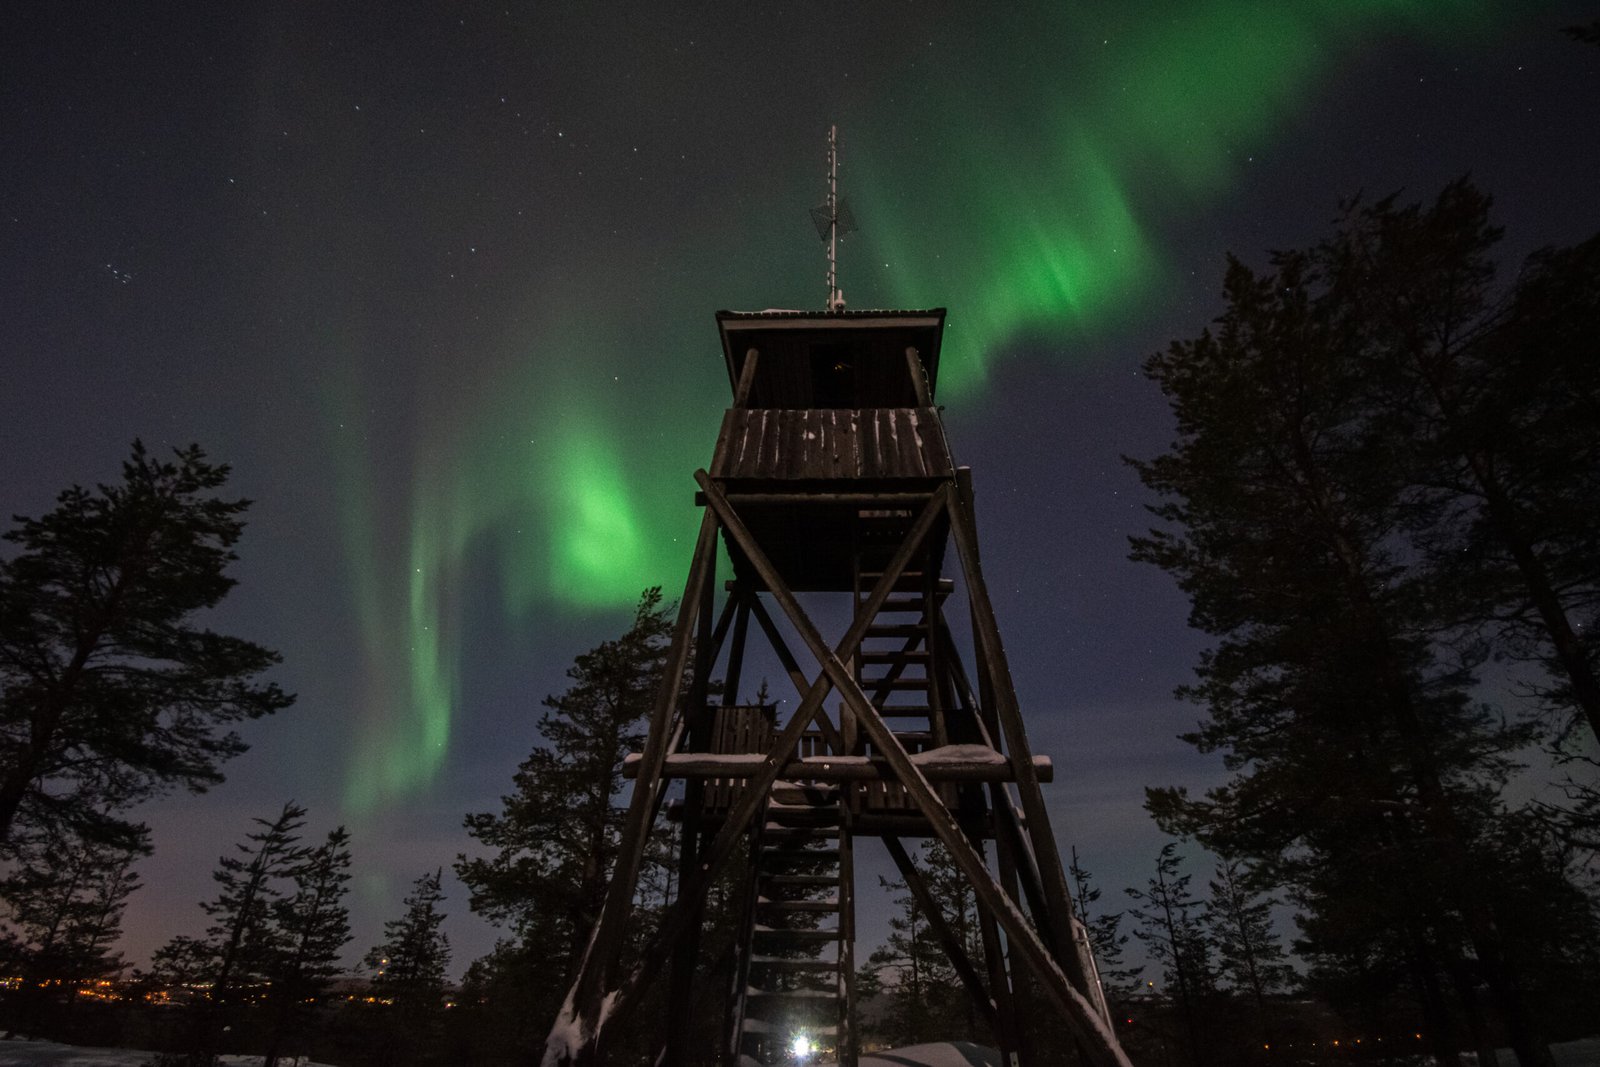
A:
[[715, 308, 947, 401]]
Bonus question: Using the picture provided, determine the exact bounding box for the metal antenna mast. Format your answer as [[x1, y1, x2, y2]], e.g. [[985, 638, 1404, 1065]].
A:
[[810, 124, 857, 312]]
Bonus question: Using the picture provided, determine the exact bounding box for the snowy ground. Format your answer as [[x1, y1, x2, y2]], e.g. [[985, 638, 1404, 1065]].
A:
[[852, 1042, 1000, 1066], [0, 1038, 337, 1067], [1, 1037, 1593, 1067]]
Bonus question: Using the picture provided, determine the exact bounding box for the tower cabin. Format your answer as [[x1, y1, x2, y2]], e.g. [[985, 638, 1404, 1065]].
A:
[[711, 308, 951, 594]]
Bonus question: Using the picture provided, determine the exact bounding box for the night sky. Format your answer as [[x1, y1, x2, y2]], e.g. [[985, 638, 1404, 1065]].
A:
[[3, 2, 1597, 978]]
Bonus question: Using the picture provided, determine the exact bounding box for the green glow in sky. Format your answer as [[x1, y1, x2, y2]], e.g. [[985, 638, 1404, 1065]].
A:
[[338, 0, 1504, 812]]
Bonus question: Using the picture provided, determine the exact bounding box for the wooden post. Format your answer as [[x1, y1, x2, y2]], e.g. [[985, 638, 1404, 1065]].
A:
[[949, 469, 1114, 1036], [665, 551, 722, 1065], [734, 347, 760, 406], [721, 590, 752, 707], [543, 508, 722, 1067]]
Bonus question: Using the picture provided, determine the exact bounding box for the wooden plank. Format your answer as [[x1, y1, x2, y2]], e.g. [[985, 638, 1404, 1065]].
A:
[[624, 753, 1054, 782], [859, 408, 882, 479]]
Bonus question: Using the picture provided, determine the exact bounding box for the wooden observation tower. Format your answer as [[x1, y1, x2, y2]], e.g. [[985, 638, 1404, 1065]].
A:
[[543, 135, 1128, 1067]]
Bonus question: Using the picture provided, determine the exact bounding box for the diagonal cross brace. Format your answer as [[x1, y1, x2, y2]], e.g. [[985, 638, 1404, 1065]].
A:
[[701, 476, 1132, 1067], [542, 478, 950, 1065]]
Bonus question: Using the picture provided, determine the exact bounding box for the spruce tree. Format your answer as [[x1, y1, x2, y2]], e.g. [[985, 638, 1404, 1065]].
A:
[[1068, 846, 1142, 1002], [365, 869, 450, 1067], [153, 802, 308, 1065], [263, 826, 353, 1067], [0, 829, 141, 1038], [1203, 859, 1292, 1013], [863, 867, 951, 1046], [1125, 843, 1214, 1065]]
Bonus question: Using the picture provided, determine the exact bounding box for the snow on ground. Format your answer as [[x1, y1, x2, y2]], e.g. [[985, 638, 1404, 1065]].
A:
[[1, 1037, 1593, 1067], [837, 1043, 1001, 1067], [0, 1038, 338, 1067]]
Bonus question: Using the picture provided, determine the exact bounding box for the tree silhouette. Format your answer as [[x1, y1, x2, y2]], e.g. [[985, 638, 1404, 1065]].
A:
[[1130, 182, 1588, 1067], [365, 869, 451, 1067], [0, 441, 292, 851]]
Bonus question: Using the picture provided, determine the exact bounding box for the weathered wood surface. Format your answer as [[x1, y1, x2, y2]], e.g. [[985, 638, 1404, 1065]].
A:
[[711, 407, 953, 481], [626, 750, 1054, 782]]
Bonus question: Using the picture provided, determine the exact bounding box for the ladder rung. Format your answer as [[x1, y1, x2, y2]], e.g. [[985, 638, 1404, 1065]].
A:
[[765, 874, 838, 887], [750, 955, 837, 970], [859, 650, 930, 664], [877, 730, 934, 747], [862, 678, 930, 691], [760, 848, 840, 863], [864, 624, 928, 638], [874, 596, 930, 613], [758, 898, 840, 913], [762, 825, 841, 839], [770, 784, 842, 805], [752, 927, 841, 943], [860, 574, 954, 593]]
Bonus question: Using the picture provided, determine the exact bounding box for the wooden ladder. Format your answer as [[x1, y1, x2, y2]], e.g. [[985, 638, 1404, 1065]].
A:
[[729, 781, 854, 1066]]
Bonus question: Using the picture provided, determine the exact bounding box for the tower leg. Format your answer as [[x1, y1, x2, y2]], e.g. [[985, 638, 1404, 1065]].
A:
[[542, 511, 721, 1067]]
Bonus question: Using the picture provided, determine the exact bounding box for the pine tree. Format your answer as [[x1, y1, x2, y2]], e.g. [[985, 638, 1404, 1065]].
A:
[[455, 589, 673, 1021], [1129, 184, 1575, 1066], [0, 441, 293, 850], [1324, 184, 1600, 746], [365, 869, 450, 1067], [263, 826, 353, 1067], [1069, 846, 1142, 1002], [1125, 843, 1214, 1066]]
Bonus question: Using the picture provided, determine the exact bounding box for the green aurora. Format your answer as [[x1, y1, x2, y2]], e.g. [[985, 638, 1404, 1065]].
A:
[[340, 0, 1512, 812]]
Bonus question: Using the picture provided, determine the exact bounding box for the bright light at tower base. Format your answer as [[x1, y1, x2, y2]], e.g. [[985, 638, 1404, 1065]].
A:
[[790, 1033, 813, 1060]]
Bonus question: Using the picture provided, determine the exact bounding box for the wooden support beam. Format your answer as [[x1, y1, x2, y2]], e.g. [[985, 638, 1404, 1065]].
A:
[[704, 490, 941, 507], [838, 820, 858, 1067], [747, 592, 846, 755], [575, 478, 951, 1051], [721, 592, 752, 708], [664, 551, 722, 1066], [701, 475, 1131, 1067], [543, 508, 722, 1067], [622, 751, 1055, 783], [906, 346, 933, 407], [949, 468, 1115, 1039], [734, 346, 760, 406], [882, 835, 998, 1033]]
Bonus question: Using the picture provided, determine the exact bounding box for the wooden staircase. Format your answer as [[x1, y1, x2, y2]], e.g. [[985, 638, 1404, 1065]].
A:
[[730, 783, 854, 1066]]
